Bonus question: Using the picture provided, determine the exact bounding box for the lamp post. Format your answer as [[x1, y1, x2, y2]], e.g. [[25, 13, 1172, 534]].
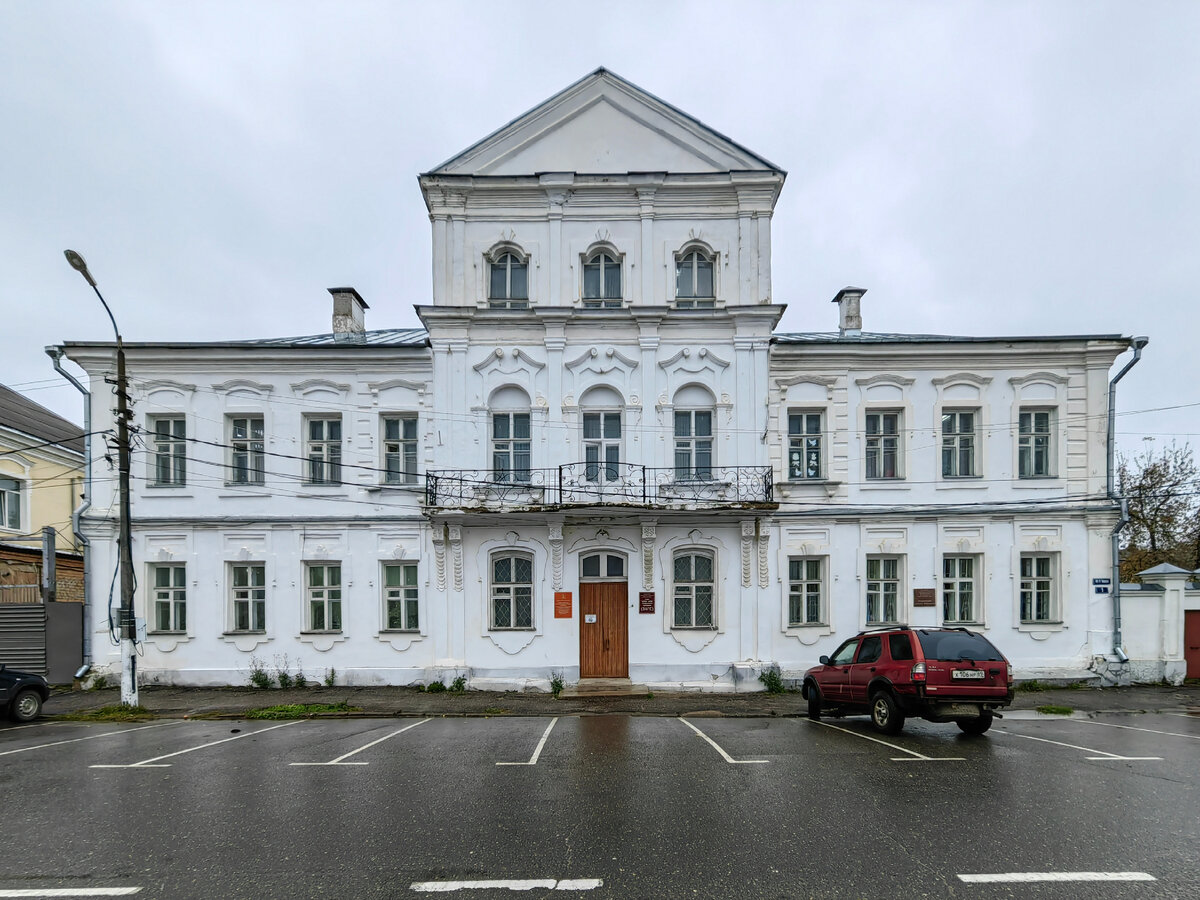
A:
[[64, 250, 138, 707]]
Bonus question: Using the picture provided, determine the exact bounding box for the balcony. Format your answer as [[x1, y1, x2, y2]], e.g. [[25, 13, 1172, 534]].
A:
[[424, 462, 775, 512]]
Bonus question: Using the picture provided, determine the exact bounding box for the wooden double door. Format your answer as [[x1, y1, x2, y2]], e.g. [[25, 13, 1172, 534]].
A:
[[579, 581, 628, 678]]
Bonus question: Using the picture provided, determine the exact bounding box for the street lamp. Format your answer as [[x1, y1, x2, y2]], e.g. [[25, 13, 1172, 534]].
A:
[[64, 250, 138, 707]]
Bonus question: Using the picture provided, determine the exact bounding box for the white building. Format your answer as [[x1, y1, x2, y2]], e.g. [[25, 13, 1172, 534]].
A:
[[61, 70, 1154, 690]]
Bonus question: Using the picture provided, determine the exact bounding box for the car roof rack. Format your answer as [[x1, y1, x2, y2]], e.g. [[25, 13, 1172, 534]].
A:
[[853, 624, 909, 636]]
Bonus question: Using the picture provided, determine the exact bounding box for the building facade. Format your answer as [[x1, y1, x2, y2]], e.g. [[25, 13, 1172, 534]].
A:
[[61, 70, 1150, 690]]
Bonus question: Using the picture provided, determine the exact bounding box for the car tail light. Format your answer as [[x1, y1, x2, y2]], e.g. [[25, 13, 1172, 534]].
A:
[[1006, 662, 1013, 683], [911, 662, 926, 682]]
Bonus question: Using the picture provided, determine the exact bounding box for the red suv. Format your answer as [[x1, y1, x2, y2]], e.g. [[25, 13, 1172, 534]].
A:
[[802, 627, 1013, 735]]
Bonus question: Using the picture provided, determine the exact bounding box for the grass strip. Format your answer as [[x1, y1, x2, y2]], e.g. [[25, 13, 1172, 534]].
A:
[[244, 702, 360, 719]]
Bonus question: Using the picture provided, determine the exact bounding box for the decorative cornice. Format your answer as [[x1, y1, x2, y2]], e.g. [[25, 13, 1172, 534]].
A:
[[366, 378, 427, 393], [290, 378, 351, 396], [211, 379, 274, 395], [1008, 371, 1070, 387], [854, 374, 916, 388], [472, 348, 547, 374], [657, 347, 731, 371], [931, 372, 994, 388], [564, 346, 640, 374], [138, 379, 197, 394]]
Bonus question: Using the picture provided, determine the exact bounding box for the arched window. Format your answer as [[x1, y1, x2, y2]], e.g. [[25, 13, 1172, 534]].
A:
[[583, 251, 621, 307], [675, 249, 715, 308], [673, 385, 715, 480], [580, 385, 623, 483], [489, 386, 531, 483], [673, 550, 715, 628], [491, 551, 533, 629], [489, 251, 528, 308]]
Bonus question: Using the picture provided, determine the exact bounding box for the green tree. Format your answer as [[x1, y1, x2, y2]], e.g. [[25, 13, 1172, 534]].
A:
[[1117, 442, 1200, 580]]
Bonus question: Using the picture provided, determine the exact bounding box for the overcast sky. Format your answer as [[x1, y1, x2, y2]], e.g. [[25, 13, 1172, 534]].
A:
[[1, 0, 1196, 455]]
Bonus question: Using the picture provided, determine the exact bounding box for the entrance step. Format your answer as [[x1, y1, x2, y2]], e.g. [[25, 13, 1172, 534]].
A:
[[559, 678, 650, 698]]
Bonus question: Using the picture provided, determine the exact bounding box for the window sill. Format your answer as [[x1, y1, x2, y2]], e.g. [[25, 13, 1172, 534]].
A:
[[365, 483, 423, 494], [380, 628, 421, 635], [223, 630, 266, 636], [146, 483, 189, 490], [149, 630, 187, 636], [489, 627, 536, 632], [301, 630, 344, 635], [787, 622, 829, 628], [225, 481, 267, 489], [671, 625, 719, 631]]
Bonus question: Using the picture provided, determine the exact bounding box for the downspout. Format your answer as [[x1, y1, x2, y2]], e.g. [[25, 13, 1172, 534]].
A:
[[1107, 336, 1148, 663], [46, 346, 92, 668]]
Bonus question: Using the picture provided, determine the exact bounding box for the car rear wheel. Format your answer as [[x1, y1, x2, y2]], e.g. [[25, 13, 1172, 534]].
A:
[[11, 689, 43, 722], [956, 712, 994, 735], [870, 691, 904, 735], [806, 682, 822, 720]]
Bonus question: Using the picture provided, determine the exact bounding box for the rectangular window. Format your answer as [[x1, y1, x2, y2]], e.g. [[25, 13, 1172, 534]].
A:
[[0, 478, 20, 530], [865, 411, 901, 479], [150, 416, 186, 486], [492, 413, 531, 483], [941, 410, 978, 478], [306, 564, 342, 632], [151, 564, 186, 632], [383, 416, 419, 485], [1018, 409, 1054, 478], [229, 416, 265, 485], [383, 563, 419, 631], [230, 564, 266, 632], [583, 412, 621, 482], [673, 552, 715, 628], [1020, 554, 1056, 623], [492, 554, 533, 629], [788, 557, 824, 625], [305, 417, 342, 484], [788, 412, 824, 480], [866, 556, 900, 625], [942, 555, 979, 623], [489, 253, 528, 308], [674, 410, 713, 480]]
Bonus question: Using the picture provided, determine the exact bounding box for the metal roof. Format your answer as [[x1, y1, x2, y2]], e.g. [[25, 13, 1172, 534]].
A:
[[773, 331, 1128, 345], [231, 328, 429, 347], [0, 384, 84, 455]]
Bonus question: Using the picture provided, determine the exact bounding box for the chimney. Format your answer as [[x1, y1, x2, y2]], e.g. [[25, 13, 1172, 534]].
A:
[[330, 287, 368, 342], [832, 287, 865, 337]]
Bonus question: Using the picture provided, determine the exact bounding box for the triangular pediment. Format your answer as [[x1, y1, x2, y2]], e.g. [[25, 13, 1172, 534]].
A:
[[430, 68, 780, 177]]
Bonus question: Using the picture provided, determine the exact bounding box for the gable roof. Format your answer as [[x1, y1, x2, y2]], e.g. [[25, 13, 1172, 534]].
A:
[[0, 384, 84, 455], [428, 68, 783, 177]]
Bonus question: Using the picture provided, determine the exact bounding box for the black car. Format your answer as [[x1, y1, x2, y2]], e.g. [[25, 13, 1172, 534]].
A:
[[0, 665, 50, 722]]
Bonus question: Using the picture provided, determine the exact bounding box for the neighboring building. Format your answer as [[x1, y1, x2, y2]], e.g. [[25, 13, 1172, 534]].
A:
[[60, 69, 1152, 689]]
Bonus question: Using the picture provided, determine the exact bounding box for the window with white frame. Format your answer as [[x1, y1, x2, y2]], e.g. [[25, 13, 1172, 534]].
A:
[[865, 411, 902, 479], [383, 563, 419, 631], [788, 557, 824, 625], [583, 411, 621, 482], [229, 416, 265, 485], [0, 478, 21, 530], [492, 412, 531, 483], [674, 409, 713, 480], [1018, 409, 1054, 478], [582, 251, 621, 307], [230, 564, 266, 632], [673, 551, 715, 628], [491, 552, 533, 629], [149, 416, 186, 486], [788, 411, 824, 480], [1020, 553, 1057, 623], [942, 555, 979, 623], [865, 556, 901, 624], [581, 552, 625, 579], [489, 252, 528, 308], [305, 416, 342, 484], [675, 250, 715, 307], [151, 564, 186, 632], [383, 415, 418, 484], [941, 410, 978, 478], [305, 563, 342, 631]]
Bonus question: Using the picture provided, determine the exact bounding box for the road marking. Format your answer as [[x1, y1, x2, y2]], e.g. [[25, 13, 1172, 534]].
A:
[[410, 878, 602, 892], [0, 722, 179, 757], [497, 717, 558, 766], [90, 721, 299, 767], [0, 889, 143, 896], [958, 871, 1155, 883], [1167, 712, 1200, 719], [804, 719, 963, 761], [1076, 719, 1200, 741], [995, 729, 1160, 760], [291, 718, 430, 766], [680, 717, 768, 764]]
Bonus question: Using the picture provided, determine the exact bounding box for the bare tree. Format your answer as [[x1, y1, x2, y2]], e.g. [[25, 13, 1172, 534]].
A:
[[1117, 442, 1200, 580]]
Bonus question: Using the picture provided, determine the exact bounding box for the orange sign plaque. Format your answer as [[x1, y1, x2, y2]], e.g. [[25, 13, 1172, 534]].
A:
[[554, 591, 573, 618]]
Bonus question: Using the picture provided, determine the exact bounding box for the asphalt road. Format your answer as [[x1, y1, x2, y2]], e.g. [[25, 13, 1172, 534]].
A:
[[2, 711, 1198, 899]]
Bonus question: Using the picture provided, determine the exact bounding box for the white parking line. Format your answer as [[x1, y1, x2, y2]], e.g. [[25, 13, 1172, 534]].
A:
[[90, 721, 299, 767], [1076, 719, 1200, 741], [679, 718, 768, 764], [410, 878, 602, 892], [0, 722, 179, 757], [804, 719, 964, 762], [497, 717, 558, 766], [1167, 712, 1200, 719], [958, 871, 1155, 883], [290, 718, 430, 766], [995, 729, 1161, 760], [0, 889, 142, 897]]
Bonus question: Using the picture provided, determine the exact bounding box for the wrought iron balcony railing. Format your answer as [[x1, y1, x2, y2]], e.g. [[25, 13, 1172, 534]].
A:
[[425, 462, 774, 510]]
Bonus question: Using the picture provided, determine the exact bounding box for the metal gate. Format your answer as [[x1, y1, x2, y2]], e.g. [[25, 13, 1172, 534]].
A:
[[0, 604, 48, 673]]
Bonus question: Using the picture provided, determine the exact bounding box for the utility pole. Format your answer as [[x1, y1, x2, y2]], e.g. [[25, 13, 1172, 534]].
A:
[[64, 250, 138, 707]]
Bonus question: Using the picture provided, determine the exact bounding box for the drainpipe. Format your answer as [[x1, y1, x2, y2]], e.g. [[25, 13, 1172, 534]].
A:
[[1107, 336, 1148, 663], [46, 346, 92, 667]]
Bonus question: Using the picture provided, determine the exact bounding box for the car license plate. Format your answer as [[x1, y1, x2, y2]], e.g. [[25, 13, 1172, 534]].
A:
[[952, 669, 985, 679]]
